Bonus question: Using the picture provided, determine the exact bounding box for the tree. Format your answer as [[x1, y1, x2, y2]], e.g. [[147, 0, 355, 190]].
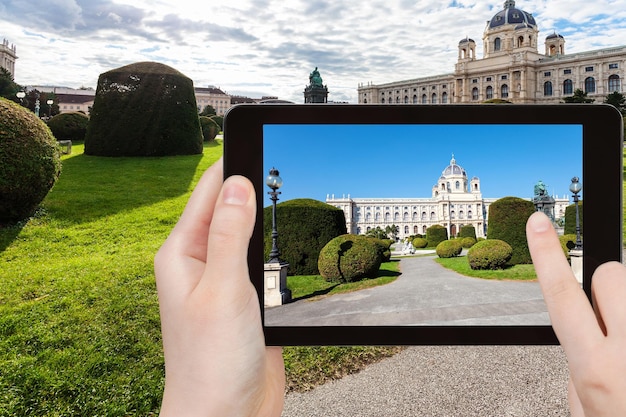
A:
[[604, 91, 626, 114], [200, 105, 216, 116], [366, 226, 388, 240], [0, 67, 21, 102], [385, 224, 399, 241], [563, 88, 594, 103]]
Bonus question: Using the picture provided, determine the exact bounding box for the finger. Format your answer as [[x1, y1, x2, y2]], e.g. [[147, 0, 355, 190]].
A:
[[199, 174, 257, 297], [526, 212, 603, 350], [590, 261, 626, 337], [568, 377, 585, 417]]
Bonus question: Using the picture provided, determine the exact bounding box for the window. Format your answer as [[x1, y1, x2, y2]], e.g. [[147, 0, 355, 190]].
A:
[[396, 96, 401, 103], [564, 69, 572, 74], [544, 71, 551, 77], [494, 37, 501, 51], [486, 77, 492, 82], [472, 79, 478, 83], [563, 79, 573, 95], [585, 66, 594, 72], [455, 181, 460, 190], [381, 98, 385, 104], [472, 87, 479, 100], [501, 75, 508, 80], [486, 85, 493, 99], [609, 74, 621, 92], [413, 95, 418, 104], [404, 96, 409, 103], [442, 92, 448, 103], [585, 77, 596, 93], [404, 226, 409, 234], [544, 81, 553, 96], [501, 84, 509, 98], [431, 93, 437, 104], [422, 94, 427, 104], [609, 63, 619, 69]]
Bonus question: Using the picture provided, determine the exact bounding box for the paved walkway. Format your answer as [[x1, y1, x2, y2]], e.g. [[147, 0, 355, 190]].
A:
[[266, 255, 549, 326]]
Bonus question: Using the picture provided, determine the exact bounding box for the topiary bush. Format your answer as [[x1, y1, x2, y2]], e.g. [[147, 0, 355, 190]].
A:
[[199, 116, 219, 142], [412, 237, 428, 249], [459, 225, 477, 239], [46, 112, 89, 142], [426, 224, 448, 248], [467, 239, 513, 270], [0, 98, 62, 224], [368, 238, 393, 262], [460, 236, 477, 248], [84, 61, 203, 156], [318, 234, 382, 283], [559, 234, 579, 260], [487, 197, 535, 265], [564, 202, 583, 235], [263, 198, 347, 276], [436, 239, 462, 258]]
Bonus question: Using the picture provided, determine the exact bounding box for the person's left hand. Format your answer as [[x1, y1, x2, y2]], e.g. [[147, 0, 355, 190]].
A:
[[155, 158, 285, 417]]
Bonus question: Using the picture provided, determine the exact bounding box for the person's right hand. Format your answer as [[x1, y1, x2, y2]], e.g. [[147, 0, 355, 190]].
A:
[[527, 212, 626, 416]]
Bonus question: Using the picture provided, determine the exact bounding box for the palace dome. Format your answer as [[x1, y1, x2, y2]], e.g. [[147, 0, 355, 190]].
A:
[[442, 155, 467, 178], [488, 0, 536, 29]]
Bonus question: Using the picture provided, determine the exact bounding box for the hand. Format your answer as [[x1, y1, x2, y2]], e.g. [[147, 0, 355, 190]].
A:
[[155, 158, 285, 417], [527, 212, 626, 417]]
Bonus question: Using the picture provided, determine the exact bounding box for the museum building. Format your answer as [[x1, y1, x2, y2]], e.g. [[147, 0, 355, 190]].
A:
[[357, 0, 625, 105], [326, 156, 569, 240]]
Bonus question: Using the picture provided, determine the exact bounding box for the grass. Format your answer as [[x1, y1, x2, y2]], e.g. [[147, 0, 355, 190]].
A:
[[435, 256, 537, 280], [0, 142, 401, 416]]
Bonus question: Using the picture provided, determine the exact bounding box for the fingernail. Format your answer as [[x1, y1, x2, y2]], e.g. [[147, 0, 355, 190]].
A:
[[529, 212, 551, 233], [222, 179, 250, 206]]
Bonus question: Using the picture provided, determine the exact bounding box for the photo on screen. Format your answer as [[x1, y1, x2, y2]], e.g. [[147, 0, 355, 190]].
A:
[[262, 123, 583, 327]]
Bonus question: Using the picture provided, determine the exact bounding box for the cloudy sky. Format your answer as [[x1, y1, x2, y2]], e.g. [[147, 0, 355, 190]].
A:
[[2, 0, 626, 103]]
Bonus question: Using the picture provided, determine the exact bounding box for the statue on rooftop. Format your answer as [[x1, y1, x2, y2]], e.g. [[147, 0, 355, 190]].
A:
[[309, 67, 323, 87]]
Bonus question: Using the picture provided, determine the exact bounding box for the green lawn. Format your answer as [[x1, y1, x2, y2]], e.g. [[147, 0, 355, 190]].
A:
[[435, 256, 537, 280]]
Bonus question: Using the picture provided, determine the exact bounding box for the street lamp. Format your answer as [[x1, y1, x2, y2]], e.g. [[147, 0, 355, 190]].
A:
[[569, 177, 582, 250], [16, 91, 25, 105], [266, 167, 283, 263], [46, 99, 53, 118]]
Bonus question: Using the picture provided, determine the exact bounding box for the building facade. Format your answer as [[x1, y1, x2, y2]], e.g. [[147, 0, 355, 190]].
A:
[[358, 0, 625, 105], [326, 156, 569, 240], [0, 38, 17, 77], [194, 86, 231, 116]]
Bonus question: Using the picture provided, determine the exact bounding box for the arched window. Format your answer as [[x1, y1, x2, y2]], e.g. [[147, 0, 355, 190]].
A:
[[381, 97, 385, 104], [563, 79, 573, 95], [385, 212, 390, 221], [414, 225, 418, 234], [432, 93, 437, 104], [609, 74, 621, 92], [421, 212, 427, 221], [517, 36, 524, 47], [412, 212, 418, 220], [451, 211, 456, 219], [404, 225, 409, 234], [422, 94, 427, 104], [459, 211, 464, 220], [430, 212, 436, 220], [366, 213, 371, 221], [468, 210, 473, 219], [357, 227, 361, 235], [486, 85, 493, 99], [494, 37, 501, 51], [472, 87, 479, 101], [363, 98, 367, 103], [413, 94, 418, 104], [455, 181, 460, 190], [396, 96, 401, 103], [501, 84, 509, 98], [544, 81, 553, 96], [423, 225, 427, 234], [403, 212, 409, 221], [375, 212, 380, 221], [404, 95, 409, 103], [394, 212, 399, 221], [585, 77, 596, 94], [442, 92, 448, 103]]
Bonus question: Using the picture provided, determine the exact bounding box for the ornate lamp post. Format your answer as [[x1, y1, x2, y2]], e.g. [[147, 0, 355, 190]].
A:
[[16, 91, 25, 105], [569, 177, 582, 250], [266, 167, 283, 263], [46, 99, 54, 118]]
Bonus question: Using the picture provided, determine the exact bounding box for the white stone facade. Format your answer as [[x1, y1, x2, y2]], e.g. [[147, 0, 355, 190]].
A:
[[326, 156, 569, 240], [0, 39, 17, 77], [358, 1, 625, 105]]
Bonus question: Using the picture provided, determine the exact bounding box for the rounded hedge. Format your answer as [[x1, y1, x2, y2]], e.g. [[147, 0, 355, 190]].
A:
[[459, 225, 477, 239], [460, 236, 477, 248], [199, 116, 219, 142], [263, 198, 347, 275], [85, 61, 203, 156], [0, 98, 62, 224], [318, 234, 382, 283], [369, 238, 393, 262], [426, 224, 448, 248], [487, 197, 535, 265], [47, 112, 89, 142], [436, 239, 462, 258], [412, 237, 428, 249], [467, 239, 513, 270], [564, 202, 583, 235]]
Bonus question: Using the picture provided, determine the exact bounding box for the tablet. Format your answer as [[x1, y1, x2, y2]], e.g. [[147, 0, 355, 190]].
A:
[[223, 103, 623, 345]]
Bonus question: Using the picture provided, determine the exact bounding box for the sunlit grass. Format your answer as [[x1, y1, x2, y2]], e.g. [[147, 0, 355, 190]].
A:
[[435, 255, 537, 280]]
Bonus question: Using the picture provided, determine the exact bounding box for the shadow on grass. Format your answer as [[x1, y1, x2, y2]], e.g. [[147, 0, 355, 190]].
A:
[[290, 284, 341, 303], [0, 223, 24, 252]]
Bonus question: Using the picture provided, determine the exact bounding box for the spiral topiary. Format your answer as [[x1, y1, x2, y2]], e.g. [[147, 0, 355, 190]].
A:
[[318, 234, 382, 283], [0, 98, 62, 224], [467, 239, 512, 270], [436, 239, 463, 258]]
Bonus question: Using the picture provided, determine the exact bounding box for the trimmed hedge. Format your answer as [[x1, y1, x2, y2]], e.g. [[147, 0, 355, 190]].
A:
[[369, 238, 393, 262], [559, 233, 579, 260], [47, 112, 89, 142], [263, 198, 346, 275], [426, 224, 448, 248], [84, 61, 203, 156], [318, 234, 382, 282], [199, 116, 219, 142], [459, 225, 477, 239], [460, 236, 477, 248], [487, 197, 535, 265], [467, 239, 513, 270], [436, 239, 462, 258], [0, 98, 62, 224], [564, 202, 583, 235], [412, 237, 428, 249]]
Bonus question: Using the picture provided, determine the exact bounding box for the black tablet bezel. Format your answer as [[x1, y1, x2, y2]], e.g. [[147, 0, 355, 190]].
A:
[[223, 103, 623, 346]]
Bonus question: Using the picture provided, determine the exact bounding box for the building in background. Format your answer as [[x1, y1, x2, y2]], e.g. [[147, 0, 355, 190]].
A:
[[358, 0, 625, 105], [0, 38, 17, 77]]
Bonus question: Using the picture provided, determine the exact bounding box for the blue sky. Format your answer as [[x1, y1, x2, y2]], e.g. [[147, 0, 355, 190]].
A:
[[1, 0, 626, 103], [263, 124, 582, 207]]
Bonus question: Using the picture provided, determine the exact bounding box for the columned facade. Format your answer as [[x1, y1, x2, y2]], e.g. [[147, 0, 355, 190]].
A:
[[0, 38, 17, 77]]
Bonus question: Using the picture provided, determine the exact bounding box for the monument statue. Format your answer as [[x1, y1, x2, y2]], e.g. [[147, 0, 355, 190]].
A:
[[309, 67, 324, 87], [533, 180, 556, 221], [304, 66, 328, 103], [533, 180, 547, 197]]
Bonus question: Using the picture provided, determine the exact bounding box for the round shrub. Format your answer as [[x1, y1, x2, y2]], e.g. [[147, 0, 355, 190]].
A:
[[460, 236, 477, 248], [487, 197, 535, 265], [263, 198, 347, 276], [368, 238, 393, 262], [47, 112, 89, 142], [564, 202, 583, 235], [0, 98, 62, 224], [199, 116, 219, 141], [318, 234, 382, 283], [467, 239, 513, 270], [85, 61, 203, 156], [559, 234, 579, 260], [426, 224, 448, 248], [412, 237, 428, 249], [459, 225, 477, 239], [436, 239, 462, 258]]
